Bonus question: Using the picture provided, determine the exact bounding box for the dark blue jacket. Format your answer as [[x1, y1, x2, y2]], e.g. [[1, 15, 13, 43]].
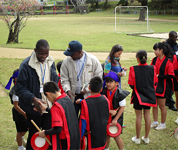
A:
[[16, 56, 59, 115]]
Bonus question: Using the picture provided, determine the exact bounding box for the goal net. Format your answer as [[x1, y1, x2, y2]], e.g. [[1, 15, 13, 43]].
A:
[[115, 6, 153, 34]]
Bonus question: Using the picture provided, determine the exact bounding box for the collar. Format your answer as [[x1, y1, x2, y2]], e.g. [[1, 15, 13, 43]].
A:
[[85, 93, 101, 99], [138, 63, 148, 66], [54, 93, 67, 102]]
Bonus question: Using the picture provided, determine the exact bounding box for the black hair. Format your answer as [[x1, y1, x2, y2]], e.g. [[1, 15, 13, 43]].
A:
[[56, 61, 63, 73], [89, 76, 103, 93], [153, 42, 170, 57], [13, 69, 19, 76], [109, 44, 123, 65], [169, 31, 177, 38], [36, 39, 49, 50], [105, 77, 116, 83], [43, 81, 59, 96], [136, 50, 147, 64]]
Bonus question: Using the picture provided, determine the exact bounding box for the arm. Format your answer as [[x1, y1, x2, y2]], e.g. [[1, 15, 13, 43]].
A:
[[13, 100, 27, 119], [36, 127, 62, 138], [111, 106, 125, 126], [128, 66, 135, 87], [104, 59, 111, 76]]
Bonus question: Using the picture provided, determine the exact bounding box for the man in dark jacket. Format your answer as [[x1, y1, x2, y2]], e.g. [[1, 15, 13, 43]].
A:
[[165, 31, 178, 111], [16, 39, 59, 149]]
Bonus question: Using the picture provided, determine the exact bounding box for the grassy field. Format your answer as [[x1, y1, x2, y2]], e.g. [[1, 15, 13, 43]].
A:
[[0, 57, 178, 150], [0, 12, 178, 52]]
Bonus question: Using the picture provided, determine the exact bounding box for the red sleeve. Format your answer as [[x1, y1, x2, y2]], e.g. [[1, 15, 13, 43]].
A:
[[150, 58, 154, 65], [173, 55, 178, 70], [51, 105, 63, 128], [128, 66, 135, 86], [166, 59, 175, 76]]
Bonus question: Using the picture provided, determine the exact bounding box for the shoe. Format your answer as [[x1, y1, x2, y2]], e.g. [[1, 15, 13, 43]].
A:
[[169, 105, 177, 111], [22, 138, 27, 148], [155, 124, 166, 130], [141, 136, 149, 144], [175, 117, 178, 125], [18, 147, 26, 150], [122, 124, 126, 128], [150, 122, 159, 128], [131, 136, 140, 144]]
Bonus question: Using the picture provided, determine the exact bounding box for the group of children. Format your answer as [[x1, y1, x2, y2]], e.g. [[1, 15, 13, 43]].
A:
[[6, 40, 178, 150]]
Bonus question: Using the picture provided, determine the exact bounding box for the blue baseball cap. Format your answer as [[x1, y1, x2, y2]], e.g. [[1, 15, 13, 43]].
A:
[[63, 41, 82, 56]]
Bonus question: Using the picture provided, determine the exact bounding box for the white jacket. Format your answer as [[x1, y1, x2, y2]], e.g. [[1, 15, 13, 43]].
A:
[[60, 51, 103, 102]]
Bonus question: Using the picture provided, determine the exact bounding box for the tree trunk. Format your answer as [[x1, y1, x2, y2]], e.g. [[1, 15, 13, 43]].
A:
[[138, 7, 146, 21], [7, 15, 20, 43]]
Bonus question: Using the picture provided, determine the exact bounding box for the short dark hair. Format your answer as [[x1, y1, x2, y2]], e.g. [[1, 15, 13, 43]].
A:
[[89, 76, 103, 93], [43, 81, 59, 96], [105, 77, 115, 83], [153, 42, 170, 57], [136, 50, 147, 64], [36, 39, 49, 50], [56, 61, 63, 73]]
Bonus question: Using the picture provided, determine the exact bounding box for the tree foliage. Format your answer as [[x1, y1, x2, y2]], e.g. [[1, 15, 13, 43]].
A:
[[0, 0, 40, 44]]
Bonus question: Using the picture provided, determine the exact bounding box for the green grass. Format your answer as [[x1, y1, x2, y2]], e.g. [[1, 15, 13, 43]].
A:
[[0, 12, 178, 52], [1, 57, 178, 149]]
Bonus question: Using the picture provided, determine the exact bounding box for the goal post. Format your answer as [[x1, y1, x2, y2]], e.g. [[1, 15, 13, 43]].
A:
[[115, 6, 153, 33]]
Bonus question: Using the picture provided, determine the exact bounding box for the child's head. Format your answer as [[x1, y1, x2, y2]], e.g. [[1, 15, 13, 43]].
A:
[[5, 69, 19, 90], [153, 42, 170, 57], [56, 61, 63, 74], [109, 44, 123, 64], [43, 81, 60, 102], [104, 71, 119, 91], [89, 76, 103, 93], [136, 50, 147, 64]]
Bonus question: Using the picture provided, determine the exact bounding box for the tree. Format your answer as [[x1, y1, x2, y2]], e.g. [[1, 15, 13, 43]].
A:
[[0, 0, 40, 44], [137, 0, 147, 21]]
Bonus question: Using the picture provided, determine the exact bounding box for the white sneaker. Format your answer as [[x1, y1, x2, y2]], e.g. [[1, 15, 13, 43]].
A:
[[141, 136, 149, 144], [22, 138, 27, 148], [131, 136, 140, 144], [175, 118, 178, 125], [150, 122, 159, 128], [155, 124, 166, 130]]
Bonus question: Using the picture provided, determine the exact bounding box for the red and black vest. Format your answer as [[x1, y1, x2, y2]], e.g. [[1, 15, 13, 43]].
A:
[[130, 65, 157, 107], [52, 95, 80, 150], [79, 94, 109, 150]]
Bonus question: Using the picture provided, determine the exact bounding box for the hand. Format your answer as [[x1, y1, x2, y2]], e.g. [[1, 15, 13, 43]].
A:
[[24, 113, 27, 120], [67, 90, 76, 99], [75, 99, 82, 104], [123, 67, 127, 71], [110, 110, 117, 116], [32, 97, 46, 114], [35, 130, 46, 138], [80, 89, 86, 95], [34, 101, 47, 113], [111, 119, 117, 126]]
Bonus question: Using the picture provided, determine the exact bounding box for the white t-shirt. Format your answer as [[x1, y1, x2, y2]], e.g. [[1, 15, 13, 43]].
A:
[[12, 94, 19, 102], [119, 98, 126, 107]]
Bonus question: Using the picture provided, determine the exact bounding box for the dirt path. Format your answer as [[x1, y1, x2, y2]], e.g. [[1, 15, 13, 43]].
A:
[[0, 47, 155, 60]]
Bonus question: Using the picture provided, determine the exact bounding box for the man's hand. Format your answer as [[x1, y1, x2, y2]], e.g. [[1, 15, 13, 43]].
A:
[[35, 130, 46, 138], [32, 97, 46, 114], [67, 90, 75, 99], [80, 89, 86, 96]]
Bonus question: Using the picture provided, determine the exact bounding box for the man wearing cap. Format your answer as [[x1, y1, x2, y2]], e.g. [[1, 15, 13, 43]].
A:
[[60, 40, 103, 116]]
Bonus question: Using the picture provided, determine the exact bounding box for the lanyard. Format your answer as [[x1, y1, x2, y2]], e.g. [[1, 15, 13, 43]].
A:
[[77, 54, 86, 81], [40, 63, 46, 84]]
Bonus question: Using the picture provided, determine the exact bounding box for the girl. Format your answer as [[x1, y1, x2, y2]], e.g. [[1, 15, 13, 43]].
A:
[[150, 42, 174, 130], [104, 44, 127, 88], [5, 69, 28, 150], [128, 50, 157, 144]]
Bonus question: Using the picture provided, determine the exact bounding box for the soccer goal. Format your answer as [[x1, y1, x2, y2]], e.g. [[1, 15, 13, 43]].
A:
[[115, 6, 153, 33]]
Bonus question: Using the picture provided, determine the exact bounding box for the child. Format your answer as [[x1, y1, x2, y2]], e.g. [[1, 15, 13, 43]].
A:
[[102, 71, 130, 150], [56, 61, 64, 94], [150, 42, 174, 130], [5, 69, 28, 150], [104, 44, 127, 88], [128, 50, 157, 144], [76, 76, 110, 150], [35, 81, 80, 150]]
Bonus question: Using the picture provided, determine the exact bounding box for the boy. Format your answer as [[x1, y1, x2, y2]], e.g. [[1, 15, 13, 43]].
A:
[[5, 69, 28, 150], [35, 81, 80, 150], [102, 71, 130, 150], [76, 76, 110, 149]]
